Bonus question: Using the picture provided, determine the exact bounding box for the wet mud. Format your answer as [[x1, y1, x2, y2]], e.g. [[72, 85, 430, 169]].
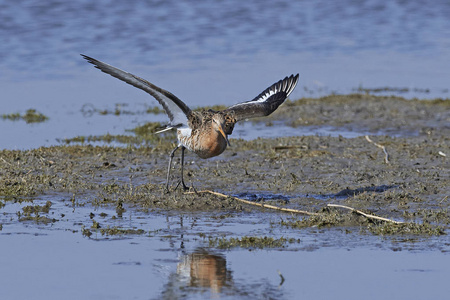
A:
[[0, 95, 449, 244]]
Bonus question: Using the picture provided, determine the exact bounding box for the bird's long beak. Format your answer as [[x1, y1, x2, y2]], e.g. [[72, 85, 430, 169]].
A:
[[218, 126, 231, 147]]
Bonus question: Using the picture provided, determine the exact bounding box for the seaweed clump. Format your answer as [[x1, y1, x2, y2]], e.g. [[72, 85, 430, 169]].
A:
[[1, 109, 49, 123], [208, 236, 300, 249]]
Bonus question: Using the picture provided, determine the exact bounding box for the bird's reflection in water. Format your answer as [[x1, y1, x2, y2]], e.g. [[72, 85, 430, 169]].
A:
[[159, 248, 285, 299], [177, 249, 231, 295], [158, 248, 232, 299]]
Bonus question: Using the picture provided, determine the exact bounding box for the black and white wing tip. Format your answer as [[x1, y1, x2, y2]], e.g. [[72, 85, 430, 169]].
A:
[[225, 74, 299, 121], [252, 74, 299, 103]]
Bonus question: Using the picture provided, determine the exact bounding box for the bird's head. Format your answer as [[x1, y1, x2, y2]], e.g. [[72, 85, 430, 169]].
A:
[[212, 114, 231, 147]]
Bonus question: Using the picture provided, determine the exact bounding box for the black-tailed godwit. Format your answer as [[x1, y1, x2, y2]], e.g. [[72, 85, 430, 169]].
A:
[[82, 55, 299, 191]]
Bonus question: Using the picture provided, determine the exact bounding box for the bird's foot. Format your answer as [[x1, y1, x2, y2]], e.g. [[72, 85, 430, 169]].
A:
[[164, 186, 171, 194], [175, 180, 190, 192]]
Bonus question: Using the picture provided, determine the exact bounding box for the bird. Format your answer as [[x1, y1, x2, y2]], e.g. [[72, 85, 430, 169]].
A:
[[81, 54, 299, 192]]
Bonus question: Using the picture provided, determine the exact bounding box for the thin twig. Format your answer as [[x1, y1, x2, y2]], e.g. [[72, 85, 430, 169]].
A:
[[185, 190, 320, 216], [365, 135, 389, 164], [327, 204, 403, 224], [186, 190, 404, 223]]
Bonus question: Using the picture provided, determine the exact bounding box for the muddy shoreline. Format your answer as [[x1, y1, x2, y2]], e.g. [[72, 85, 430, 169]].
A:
[[1, 94, 449, 241]]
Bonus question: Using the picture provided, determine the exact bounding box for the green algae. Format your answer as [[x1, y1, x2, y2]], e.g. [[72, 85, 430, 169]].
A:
[[193, 104, 228, 112], [81, 103, 228, 118], [81, 103, 166, 116], [281, 212, 446, 236], [81, 224, 146, 237], [1, 109, 49, 123], [208, 236, 300, 249], [367, 222, 446, 236], [22, 201, 52, 214], [81, 225, 93, 237], [18, 215, 57, 224], [146, 106, 165, 114], [1, 112, 21, 121], [18, 201, 57, 224], [0, 180, 37, 198], [99, 226, 146, 236], [280, 210, 358, 229], [61, 121, 176, 146]]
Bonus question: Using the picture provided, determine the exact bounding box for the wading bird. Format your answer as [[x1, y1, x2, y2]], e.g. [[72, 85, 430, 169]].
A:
[[82, 55, 299, 192]]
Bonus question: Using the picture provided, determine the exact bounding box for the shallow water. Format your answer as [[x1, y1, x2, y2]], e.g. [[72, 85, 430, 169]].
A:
[[3, 234, 449, 300], [1, 1, 449, 93], [1, 196, 449, 300], [1, 1, 449, 299], [0, 195, 450, 299], [1, 0, 450, 150]]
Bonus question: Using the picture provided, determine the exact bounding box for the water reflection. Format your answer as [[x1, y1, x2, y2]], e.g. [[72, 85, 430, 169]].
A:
[[177, 250, 230, 294], [159, 248, 284, 299], [159, 249, 231, 299]]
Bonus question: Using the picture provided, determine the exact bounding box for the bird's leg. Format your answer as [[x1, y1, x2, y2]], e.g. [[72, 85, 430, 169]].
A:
[[165, 145, 180, 193], [180, 146, 189, 191]]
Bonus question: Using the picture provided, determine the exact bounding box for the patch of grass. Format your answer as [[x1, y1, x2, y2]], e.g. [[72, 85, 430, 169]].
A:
[[18, 201, 57, 224], [1, 109, 49, 123], [82, 103, 166, 116], [81, 225, 93, 237], [354, 86, 411, 94], [61, 133, 141, 145], [61, 122, 176, 146], [0, 181, 35, 197], [281, 208, 365, 229], [82, 224, 146, 237], [99, 226, 146, 236], [146, 106, 165, 114], [1, 112, 21, 121], [281, 208, 446, 236], [403, 209, 450, 224], [422, 98, 450, 107], [368, 222, 446, 236], [208, 236, 300, 249], [127, 122, 165, 137], [18, 215, 58, 224], [22, 201, 52, 214], [194, 105, 228, 112], [23, 109, 49, 123], [91, 220, 101, 229]]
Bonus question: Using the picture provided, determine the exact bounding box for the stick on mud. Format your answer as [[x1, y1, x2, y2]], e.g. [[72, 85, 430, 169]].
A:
[[186, 190, 320, 216], [365, 135, 390, 164], [327, 203, 403, 224], [189, 190, 405, 224]]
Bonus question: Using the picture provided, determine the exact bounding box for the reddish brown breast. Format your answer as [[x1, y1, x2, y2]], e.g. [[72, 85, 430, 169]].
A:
[[178, 128, 227, 159], [194, 129, 228, 159]]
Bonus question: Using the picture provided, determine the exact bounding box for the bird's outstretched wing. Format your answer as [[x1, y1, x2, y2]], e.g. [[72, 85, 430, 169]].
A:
[[81, 54, 191, 127], [224, 74, 299, 121]]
